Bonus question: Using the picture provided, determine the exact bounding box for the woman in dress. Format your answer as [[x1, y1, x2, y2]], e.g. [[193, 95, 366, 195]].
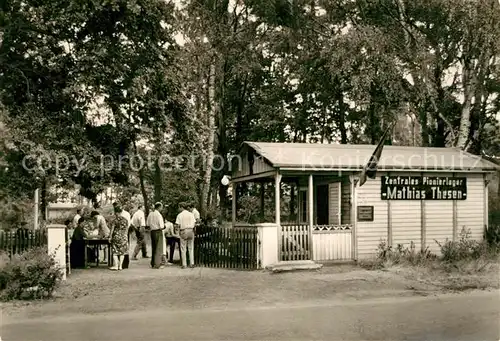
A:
[[108, 206, 129, 271]]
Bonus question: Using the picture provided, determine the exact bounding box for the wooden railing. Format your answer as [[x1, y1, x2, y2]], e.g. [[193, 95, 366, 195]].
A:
[[313, 224, 352, 232], [281, 224, 354, 262], [0, 229, 48, 258], [280, 224, 311, 261], [195, 224, 259, 270]]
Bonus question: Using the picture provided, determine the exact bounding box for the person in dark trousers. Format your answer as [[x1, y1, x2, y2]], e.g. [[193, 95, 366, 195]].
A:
[[131, 204, 148, 260], [175, 202, 196, 269], [146, 202, 165, 269], [164, 219, 180, 264]]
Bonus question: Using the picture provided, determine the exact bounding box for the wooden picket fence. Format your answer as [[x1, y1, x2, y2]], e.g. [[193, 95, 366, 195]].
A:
[[280, 224, 311, 261], [0, 229, 48, 258], [194, 224, 259, 270]]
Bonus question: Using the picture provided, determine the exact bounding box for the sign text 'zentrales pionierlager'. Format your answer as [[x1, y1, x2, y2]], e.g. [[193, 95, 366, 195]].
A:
[[381, 176, 467, 200]]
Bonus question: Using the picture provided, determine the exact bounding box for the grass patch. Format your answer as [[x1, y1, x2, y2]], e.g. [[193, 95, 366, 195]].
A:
[[358, 228, 500, 291]]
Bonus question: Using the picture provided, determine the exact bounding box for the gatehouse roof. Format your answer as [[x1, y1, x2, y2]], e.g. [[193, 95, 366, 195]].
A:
[[242, 142, 499, 172]]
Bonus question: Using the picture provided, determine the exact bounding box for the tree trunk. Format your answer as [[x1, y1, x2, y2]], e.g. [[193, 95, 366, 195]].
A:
[[207, 185, 212, 209], [432, 116, 446, 147], [466, 88, 486, 154], [338, 92, 348, 144], [133, 141, 149, 217], [433, 74, 446, 147], [457, 49, 490, 149], [41, 179, 47, 220], [418, 104, 430, 147], [211, 185, 218, 213], [394, 0, 456, 146], [456, 66, 474, 148], [368, 104, 379, 144], [153, 158, 162, 203], [497, 171, 500, 211], [200, 62, 218, 218]]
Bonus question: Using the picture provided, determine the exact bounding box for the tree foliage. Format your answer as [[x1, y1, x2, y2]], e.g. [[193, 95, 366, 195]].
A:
[[0, 0, 184, 203], [1, 0, 499, 218]]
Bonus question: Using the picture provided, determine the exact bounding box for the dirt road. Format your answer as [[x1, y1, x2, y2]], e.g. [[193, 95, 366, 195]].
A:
[[2, 290, 499, 340], [1, 256, 499, 340]]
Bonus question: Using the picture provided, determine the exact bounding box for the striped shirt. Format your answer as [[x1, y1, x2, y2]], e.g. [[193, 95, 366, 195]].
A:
[[147, 210, 164, 230]]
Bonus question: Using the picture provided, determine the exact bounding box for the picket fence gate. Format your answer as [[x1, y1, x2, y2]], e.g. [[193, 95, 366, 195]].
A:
[[194, 224, 259, 270], [280, 224, 311, 261]]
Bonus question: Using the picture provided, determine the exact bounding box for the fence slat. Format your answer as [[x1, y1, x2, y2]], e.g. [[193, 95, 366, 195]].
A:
[[194, 224, 258, 270], [0, 229, 48, 259], [279, 224, 311, 261]]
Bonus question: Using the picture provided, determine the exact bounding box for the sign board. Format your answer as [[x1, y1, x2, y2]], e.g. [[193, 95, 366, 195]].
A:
[[381, 176, 467, 200], [357, 206, 374, 222]]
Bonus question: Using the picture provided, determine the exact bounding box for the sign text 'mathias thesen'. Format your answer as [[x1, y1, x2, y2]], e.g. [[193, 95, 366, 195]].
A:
[[381, 176, 467, 200]]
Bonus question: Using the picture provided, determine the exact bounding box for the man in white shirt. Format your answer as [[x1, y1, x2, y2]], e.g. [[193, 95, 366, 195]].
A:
[[190, 203, 200, 222], [175, 202, 196, 269], [131, 205, 148, 260], [91, 210, 110, 263], [146, 202, 165, 269]]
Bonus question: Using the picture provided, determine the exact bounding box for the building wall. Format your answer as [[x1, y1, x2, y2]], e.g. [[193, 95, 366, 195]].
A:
[[456, 173, 485, 240], [341, 180, 351, 224], [423, 173, 455, 254], [356, 172, 486, 259], [232, 151, 274, 178], [356, 177, 389, 258], [391, 172, 422, 252], [328, 183, 340, 225]]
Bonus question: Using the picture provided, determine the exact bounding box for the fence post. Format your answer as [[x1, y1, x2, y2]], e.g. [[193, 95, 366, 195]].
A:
[[47, 224, 67, 280], [256, 223, 278, 269]]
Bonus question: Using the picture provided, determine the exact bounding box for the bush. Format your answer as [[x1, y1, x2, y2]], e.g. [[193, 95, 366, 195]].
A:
[[485, 224, 500, 248], [374, 240, 436, 267], [436, 228, 496, 263], [0, 246, 63, 301], [363, 227, 498, 270]]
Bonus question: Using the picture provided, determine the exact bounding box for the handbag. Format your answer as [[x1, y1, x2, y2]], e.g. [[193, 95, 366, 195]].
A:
[[122, 254, 130, 269]]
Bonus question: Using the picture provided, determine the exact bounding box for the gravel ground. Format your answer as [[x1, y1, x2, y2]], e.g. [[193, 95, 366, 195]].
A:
[[2, 259, 444, 319], [3, 239, 498, 320]]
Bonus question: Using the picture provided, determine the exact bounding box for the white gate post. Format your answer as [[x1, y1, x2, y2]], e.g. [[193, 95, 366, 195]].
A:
[[47, 224, 67, 280], [257, 223, 278, 268]]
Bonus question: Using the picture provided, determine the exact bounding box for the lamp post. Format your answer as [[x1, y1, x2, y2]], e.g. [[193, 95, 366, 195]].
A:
[[221, 175, 236, 225]]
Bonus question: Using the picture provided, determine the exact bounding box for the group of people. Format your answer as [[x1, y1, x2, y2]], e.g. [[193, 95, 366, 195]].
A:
[[67, 201, 201, 271]]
